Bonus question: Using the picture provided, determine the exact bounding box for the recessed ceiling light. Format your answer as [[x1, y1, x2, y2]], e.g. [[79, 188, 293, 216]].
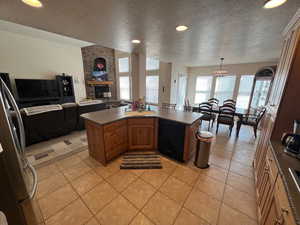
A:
[[263, 0, 287, 8], [176, 25, 188, 31], [131, 40, 141, 44], [22, 0, 43, 8]]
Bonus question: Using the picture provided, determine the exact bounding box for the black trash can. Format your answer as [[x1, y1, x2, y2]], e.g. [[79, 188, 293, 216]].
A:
[[194, 131, 213, 169]]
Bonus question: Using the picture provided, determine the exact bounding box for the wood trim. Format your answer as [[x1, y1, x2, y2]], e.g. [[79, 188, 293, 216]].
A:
[[85, 120, 106, 166], [183, 126, 190, 162], [87, 81, 113, 86], [183, 119, 200, 162], [282, 8, 300, 37], [272, 37, 300, 139], [154, 118, 158, 150]]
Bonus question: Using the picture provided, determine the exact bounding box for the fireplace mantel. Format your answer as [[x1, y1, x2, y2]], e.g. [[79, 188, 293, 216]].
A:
[[87, 80, 113, 86]]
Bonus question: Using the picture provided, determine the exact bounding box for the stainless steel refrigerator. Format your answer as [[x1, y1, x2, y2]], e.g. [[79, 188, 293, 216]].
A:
[[0, 78, 43, 225]]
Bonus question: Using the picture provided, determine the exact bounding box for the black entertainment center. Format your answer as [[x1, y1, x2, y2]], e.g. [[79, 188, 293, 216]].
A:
[[15, 74, 75, 108]]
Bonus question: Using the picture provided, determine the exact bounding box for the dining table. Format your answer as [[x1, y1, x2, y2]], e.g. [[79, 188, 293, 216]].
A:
[[192, 105, 251, 136]]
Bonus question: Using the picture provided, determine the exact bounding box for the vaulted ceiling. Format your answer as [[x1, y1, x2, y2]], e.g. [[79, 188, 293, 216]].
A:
[[0, 0, 299, 66]]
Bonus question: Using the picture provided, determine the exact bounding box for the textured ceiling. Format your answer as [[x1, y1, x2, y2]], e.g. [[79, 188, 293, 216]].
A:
[[0, 0, 299, 66]]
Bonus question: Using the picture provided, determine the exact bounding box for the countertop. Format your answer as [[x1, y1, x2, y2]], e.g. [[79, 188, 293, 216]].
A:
[[81, 106, 203, 126], [270, 140, 300, 225]]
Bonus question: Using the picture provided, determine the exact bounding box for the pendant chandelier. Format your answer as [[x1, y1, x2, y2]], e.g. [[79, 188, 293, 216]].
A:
[[214, 57, 228, 76]]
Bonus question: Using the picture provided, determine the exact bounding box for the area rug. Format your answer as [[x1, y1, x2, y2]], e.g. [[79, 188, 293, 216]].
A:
[[120, 151, 162, 170]]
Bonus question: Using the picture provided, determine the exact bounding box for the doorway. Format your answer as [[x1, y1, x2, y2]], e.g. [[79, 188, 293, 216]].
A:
[[177, 74, 187, 109]]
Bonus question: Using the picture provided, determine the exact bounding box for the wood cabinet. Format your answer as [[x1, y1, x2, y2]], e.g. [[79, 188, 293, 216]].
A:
[[254, 10, 299, 225], [127, 118, 157, 150], [103, 120, 128, 161], [256, 143, 278, 223], [268, 11, 300, 139], [269, 27, 300, 110], [184, 120, 200, 161], [263, 175, 296, 225], [85, 119, 127, 164], [254, 137, 296, 225], [85, 116, 199, 165]]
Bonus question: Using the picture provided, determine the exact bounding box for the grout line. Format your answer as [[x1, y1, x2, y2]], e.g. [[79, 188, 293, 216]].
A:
[[37, 128, 259, 225], [126, 165, 177, 225]]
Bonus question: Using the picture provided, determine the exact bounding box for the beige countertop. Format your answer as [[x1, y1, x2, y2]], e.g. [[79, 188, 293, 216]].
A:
[[81, 106, 202, 126]]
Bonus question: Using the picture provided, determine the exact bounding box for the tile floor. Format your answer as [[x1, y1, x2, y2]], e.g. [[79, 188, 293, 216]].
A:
[[32, 124, 259, 225], [26, 130, 88, 167]]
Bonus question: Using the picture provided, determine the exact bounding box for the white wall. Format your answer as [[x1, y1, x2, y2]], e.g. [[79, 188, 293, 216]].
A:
[[0, 26, 89, 101]]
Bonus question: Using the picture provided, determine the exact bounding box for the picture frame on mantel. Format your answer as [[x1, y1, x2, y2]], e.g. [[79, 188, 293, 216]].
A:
[[92, 57, 109, 81]]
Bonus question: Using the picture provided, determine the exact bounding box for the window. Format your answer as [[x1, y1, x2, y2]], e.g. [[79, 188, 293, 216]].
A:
[[251, 79, 272, 109], [146, 57, 159, 71], [119, 76, 130, 100], [118, 57, 129, 73], [146, 75, 159, 104], [146, 57, 159, 104], [214, 76, 236, 104], [194, 76, 213, 104], [117, 57, 131, 100], [177, 75, 187, 108], [236, 75, 254, 109]]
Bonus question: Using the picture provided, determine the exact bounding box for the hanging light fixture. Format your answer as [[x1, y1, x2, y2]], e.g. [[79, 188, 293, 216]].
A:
[[22, 0, 43, 8], [263, 0, 287, 9], [214, 57, 228, 76]]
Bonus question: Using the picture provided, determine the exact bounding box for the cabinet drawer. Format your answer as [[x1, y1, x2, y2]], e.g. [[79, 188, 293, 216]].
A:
[[266, 146, 278, 179], [104, 120, 127, 132], [274, 175, 297, 225], [128, 118, 154, 126], [106, 144, 127, 161]]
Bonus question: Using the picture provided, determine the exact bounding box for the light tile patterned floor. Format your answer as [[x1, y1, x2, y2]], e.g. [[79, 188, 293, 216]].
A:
[[34, 124, 259, 225], [26, 130, 87, 167]]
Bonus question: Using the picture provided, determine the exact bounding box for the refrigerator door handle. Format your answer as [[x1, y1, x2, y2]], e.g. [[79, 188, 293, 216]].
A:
[[0, 80, 27, 165], [28, 163, 38, 199]]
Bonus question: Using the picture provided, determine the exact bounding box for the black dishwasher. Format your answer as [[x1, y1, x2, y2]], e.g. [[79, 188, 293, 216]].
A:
[[158, 118, 186, 162]]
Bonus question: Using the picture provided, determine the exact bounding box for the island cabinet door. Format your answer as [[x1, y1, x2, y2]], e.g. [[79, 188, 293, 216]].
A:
[[127, 118, 156, 150], [103, 120, 128, 161]]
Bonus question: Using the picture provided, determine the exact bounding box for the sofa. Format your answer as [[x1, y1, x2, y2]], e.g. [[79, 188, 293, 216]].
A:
[[21, 101, 110, 146]]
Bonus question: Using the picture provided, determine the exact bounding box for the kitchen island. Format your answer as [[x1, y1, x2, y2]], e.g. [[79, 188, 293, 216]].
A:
[[81, 107, 202, 165]]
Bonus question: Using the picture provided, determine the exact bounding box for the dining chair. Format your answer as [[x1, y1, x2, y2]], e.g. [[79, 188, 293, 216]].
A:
[[222, 103, 236, 110], [208, 98, 219, 106], [223, 99, 236, 106], [184, 99, 192, 112], [162, 103, 176, 110], [236, 107, 266, 138], [216, 105, 236, 136], [198, 102, 216, 130]]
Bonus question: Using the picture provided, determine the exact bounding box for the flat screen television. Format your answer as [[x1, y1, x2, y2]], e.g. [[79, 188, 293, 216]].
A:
[[15, 79, 59, 99]]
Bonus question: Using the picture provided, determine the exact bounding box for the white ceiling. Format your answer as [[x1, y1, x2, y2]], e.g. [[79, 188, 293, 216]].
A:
[[0, 0, 299, 66], [0, 19, 93, 47]]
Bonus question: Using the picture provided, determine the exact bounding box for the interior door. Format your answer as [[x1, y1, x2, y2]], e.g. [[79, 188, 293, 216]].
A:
[[177, 75, 187, 109]]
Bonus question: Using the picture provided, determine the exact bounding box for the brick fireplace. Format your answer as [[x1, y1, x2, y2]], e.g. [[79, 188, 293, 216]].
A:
[[81, 45, 117, 99]]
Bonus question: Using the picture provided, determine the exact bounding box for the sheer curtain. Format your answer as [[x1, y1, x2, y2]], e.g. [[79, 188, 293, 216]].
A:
[[214, 76, 236, 104], [194, 76, 213, 104], [236, 75, 254, 109], [146, 75, 159, 104], [118, 57, 131, 100]]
